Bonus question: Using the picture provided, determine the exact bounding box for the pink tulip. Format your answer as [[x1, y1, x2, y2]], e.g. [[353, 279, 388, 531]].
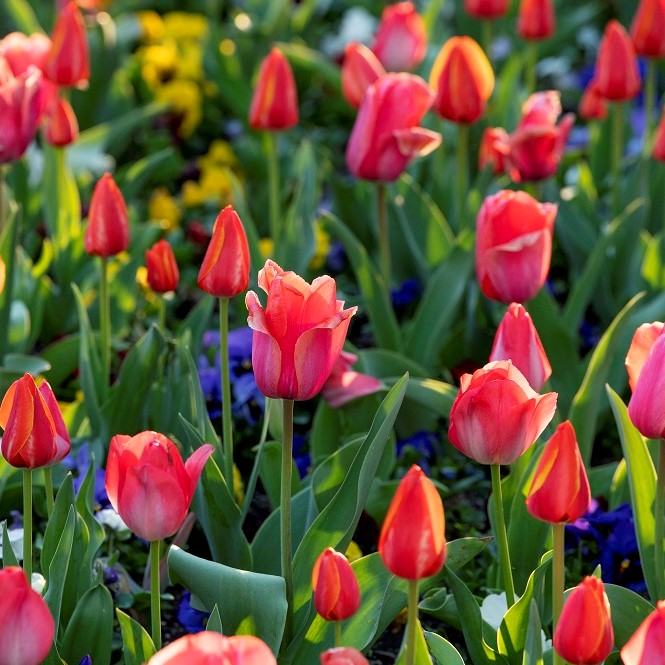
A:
[[341, 42, 385, 109], [0, 32, 51, 76], [625, 322, 664, 391], [478, 127, 512, 175], [371, 2, 427, 72], [321, 647, 370, 665], [628, 331, 665, 439], [321, 351, 383, 408], [621, 600, 665, 665]]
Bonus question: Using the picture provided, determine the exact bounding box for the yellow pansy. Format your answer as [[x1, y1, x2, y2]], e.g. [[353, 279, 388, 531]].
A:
[[148, 188, 181, 231], [138, 11, 165, 43], [155, 80, 202, 137], [162, 12, 208, 41]]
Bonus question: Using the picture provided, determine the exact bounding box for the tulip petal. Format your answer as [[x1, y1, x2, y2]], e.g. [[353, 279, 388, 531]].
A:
[[105, 434, 132, 512], [184, 444, 215, 501], [393, 127, 442, 158], [626, 322, 664, 391], [628, 333, 665, 438]]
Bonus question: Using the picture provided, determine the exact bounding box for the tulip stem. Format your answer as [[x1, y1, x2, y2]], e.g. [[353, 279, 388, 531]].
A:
[[99, 256, 111, 390], [157, 295, 166, 329], [456, 124, 469, 231], [611, 102, 624, 218], [335, 621, 342, 648], [482, 21, 492, 59], [281, 398, 295, 642], [490, 464, 515, 607], [405, 579, 420, 665], [525, 43, 537, 93], [645, 60, 657, 154], [376, 183, 391, 288], [265, 132, 281, 248], [655, 438, 665, 601], [43, 467, 54, 518], [219, 297, 235, 491], [0, 167, 19, 363], [23, 469, 32, 583], [552, 522, 565, 665], [150, 539, 162, 651]]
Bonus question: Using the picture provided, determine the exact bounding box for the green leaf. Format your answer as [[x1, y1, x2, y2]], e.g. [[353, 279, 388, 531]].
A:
[[121, 148, 177, 201], [75, 455, 106, 580], [41, 474, 75, 576], [395, 618, 433, 665], [207, 606, 224, 634], [1, 521, 19, 567], [277, 42, 341, 90], [522, 601, 543, 665], [603, 583, 655, 648], [258, 441, 303, 510], [176, 297, 214, 359], [116, 609, 156, 665], [0, 0, 41, 33], [424, 631, 465, 665]]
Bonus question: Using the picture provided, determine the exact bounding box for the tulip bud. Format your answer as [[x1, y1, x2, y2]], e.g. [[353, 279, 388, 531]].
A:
[[44, 1, 90, 87], [625, 322, 664, 391], [341, 42, 385, 109], [371, 2, 427, 72], [593, 20, 641, 102], [621, 600, 665, 665], [146, 239, 179, 293], [429, 36, 494, 124], [311, 548, 361, 621], [84, 173, 130, 257], [553, 576, 614, 665], [579, 81, 608, 121], [653, 108, 665, 162], [628, 331, 665, 439], [378, 465, 446, 580], [320, 648, 369, 665], [248, 48, 298, 131], [517, 0, 555, 41], [463, 0, 510, 19], [45, 96, 79, 147], [478, 127, 511, 175], [630, 0, 665, 59]]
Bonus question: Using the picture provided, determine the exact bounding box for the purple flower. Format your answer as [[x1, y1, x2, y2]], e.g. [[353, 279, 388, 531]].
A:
[[62, 443, 110, 509], [177, 591, 210, 633]]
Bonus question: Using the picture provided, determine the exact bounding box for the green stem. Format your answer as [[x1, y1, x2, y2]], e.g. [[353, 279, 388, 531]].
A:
[[611, 102, 624, 217], [423, 0, 444, 37], [552, 523, 565, 665], [376, 182, 391, 288], [406, 579, 420, 665], [456, 124, 469, 231], [526, 42, 537, 93], [482, 20, 492, 58], [265, 132, 281, 247], [281, 398, 295, 642], [150, 540, 162, 651], [645, 59, 657, 154], [241, 397, 272, 522], [219, 297, 234, 491], [655, 439, 665, 601], [335, 621, 342, 648], [157, 295, 166, 329], [490, 464, 515, 607], [23, 469, 32, 583], [43, 467, 54, 518], [0, 166, 19, 362], [99, 256, 111, 389]]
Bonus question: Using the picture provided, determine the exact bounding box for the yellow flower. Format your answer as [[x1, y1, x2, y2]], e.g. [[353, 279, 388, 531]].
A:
[[199, 167, 232, 203], [182, 181, 206, 208], [155, 80, 202, 137], [345, 541, 363, 563], [259, 238, 274, 259], [309, 221, 331, 270], [148, 188, 181, 231], [208, 140, 239, 167], [138, 11, 165, 43], [136, 266, 157, 303], [138, 42, 178, 89], [177, 41, 204, 81], [162, 12, 208, 41]]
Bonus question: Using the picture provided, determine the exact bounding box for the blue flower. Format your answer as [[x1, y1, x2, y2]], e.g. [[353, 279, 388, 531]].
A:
[[391, 278, 421, 309], [396, 431, 438, 473], [292, 434, 311, 479], [177, 591, 210, 634], [62, 443, 110, 509]]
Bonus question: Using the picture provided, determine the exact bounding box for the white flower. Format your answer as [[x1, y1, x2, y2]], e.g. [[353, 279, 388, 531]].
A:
[[0, 526, 24, 561], [95, 508, 130, 535]]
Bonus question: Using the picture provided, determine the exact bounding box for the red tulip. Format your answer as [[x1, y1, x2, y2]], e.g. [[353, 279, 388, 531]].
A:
[[84, 173, 130, 257], [0, 373, 71, 469], [463, 0, 510, 19], [44, 1, 89, 87], [0, 32, 51, 76], [248, 48, 298, 131], [475, 189, 557, 303], [478, 127, 511, 175], [371, 2, 427, 72], [653, 108, 665, 161], [320, 647, 369, 665], [0, 566, 55, 665], [146, 239, 179, 293], [579, 81, 608, 121], [378, 465, 446, 579], [45, 95, 78, 147], [628, 330, 665, 439], [341, 42, 385, 109], [429, 36, 494, 124], [630, 0, 665, 59], [448, 360, 557, 465], [489, 302, 551, 391], [526, 421, 590, 523], [553, 576, 614, 665], [105, 431, 214, 541], [147, 632, 277, 665], [321, 350, 382, 408], [311, 547, 361, 621], [621, 600, 665, 665], [197, 206, 250, 298], [246, 260, 356, 401], [517, 0, 556, 41], [593, 20, 641, 101], [346, 73, 441, 182], [625, 322, 664, 390]]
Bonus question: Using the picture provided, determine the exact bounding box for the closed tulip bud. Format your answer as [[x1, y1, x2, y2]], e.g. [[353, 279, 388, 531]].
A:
[[146, 239, 179, 293], [197, 206, 250, 298], [479, 127, 511, 175], [248, 48, 298, 131], [579, 81, 608, 121], [489, 303, 551, 391], [463, 0, 510, 19], [346, 73, 441, 182], [593, 20, 641, 101], [621, 600, 665, 665], [45, 96, 78, 147], [553, 577, 614, 665], [44, 1, 89, 87], [371, 2, 427, 72], [105, 431, 214, 541], [0, 32, 51, 76], [517, 0, 555, 40], [312, 548, 361, 621], [341, 42, 385, 109], [429, 36, 494, 124], [475, 190, 557, 303], [378, 465, 446, 579], [625, 322, 664, 390], [630, 0, 665, 59], [653, 108, 665, 162], [246, 260, 356, 401], [628, 330, 665, 438], [321, 350, 383, 408], [84, 173, 130, 257], [526, 421, 590, 523], [321, 648, 369, 665], [0, 373, 71, 469], [0, 566, 55, 665]]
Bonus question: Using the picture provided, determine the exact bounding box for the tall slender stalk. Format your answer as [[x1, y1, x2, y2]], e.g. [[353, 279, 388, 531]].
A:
[[241, 397, 272, 522], [482, 21, 492, 59], [405, 579, 420, 665], [99, 256, 111, 389], [456, 124, 469, 231], [490, 464, 515, 607], [150, 539, 162, 650], [611, 102, 624, 217], [525, 42, 537, 93], [645, 59, 657, 154], [23, 469, 32, 582], [334, 621, 342, 648], [552, 523, 565, 665], [219, 297, 234, 490], [655, 439, 665, 600], [376, 183, 391, 288], [281, 398, 295, 642], [265, 132, 281, 247], [0, 166, 19, 362], [43, 467, 54, 518]]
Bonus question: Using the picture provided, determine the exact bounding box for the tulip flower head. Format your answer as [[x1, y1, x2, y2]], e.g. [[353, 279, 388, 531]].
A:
[[370, 2, 427, 72], [448, 360, 558, 465], [478, 127, 511, 175], [0, 373, 71, 469], [311, 547, 361, 621], [146, 239, 179, 293], [625, 321, 664, 390], [45, 95, 79, 147], [553, 576, 614, 665], [378, 465, 446, 579], [579, 81, 608, 121], [321, 350, 383, 408], [463, 0, 510, 19], [0, 32, 52, 76], [517, 0, 556, 41], [0, 566, 55, 665], [621, 600, 665, 665], [593, 20, 641, 101], [630, 0, 665, 59], [653, 108, 665, 162], [341, 42, 386, 109], [246, 260, 357, 401], [105, 431, 214, 542], [320, 647, 370, 665], [44, 1, 90, 88], [84, 173, 130, 257]]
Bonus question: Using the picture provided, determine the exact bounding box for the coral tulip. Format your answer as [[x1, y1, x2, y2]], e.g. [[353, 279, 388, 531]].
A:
[[321, 350, 383, 408], [621, 600, 665, 665], [630, 0, 665, 59], [526, 421, 590, 523], [341, 42, 385, 109], [378, 464, 446, 579], [463, 0, 510, 19], [553, 576, 614, 665], [448, 360, 558, 465], [311, 547, 361, 621], [628, 330, 665, 439], [84, 173, 130, 257], [653, 108, 665, 161], [475, 189, 557, 303], [44, 1, 89, 87], [197, 206, 250, 298], [146, 239, 179, 293], [593, 20, 641, 101], [370, 2, 427, 72], [0, 32, 51, 76], [320, 647, 369, 665], [625, 321, 664, 390], [429, 36, 494, 124], [478, 127, 511, 175], [0, 373, 71, 469], [579, 81, 608, 121], [105, 431, 214, 541], [0, 566, 55, 665], [248, 47, 298, 131], [517, 0, 556, 41], [45, 95, 78, 147], [346, 73, 441, 182], [489, 302, 552, 391], [147, 632, 277, 665], [245, 260, 356, 401]]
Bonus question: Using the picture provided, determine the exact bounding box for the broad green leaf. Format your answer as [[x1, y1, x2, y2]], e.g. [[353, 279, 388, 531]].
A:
[[310, 401, 344, 466], [604, 583, 655, 647], [522, 601, 543, 665], [121, 148, 177, 200], [277, 42, 341, 90], [116, 609, 156, 665], [176, 296, 214, 359], [207, 606, 224, 634], [75, 456, 106, 582], [425, 631, 466, 665], [41, 474, 75, 576], [395, 618, 433, 665], [258, 441, 303, 510], [1, 521, 19, 567]]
